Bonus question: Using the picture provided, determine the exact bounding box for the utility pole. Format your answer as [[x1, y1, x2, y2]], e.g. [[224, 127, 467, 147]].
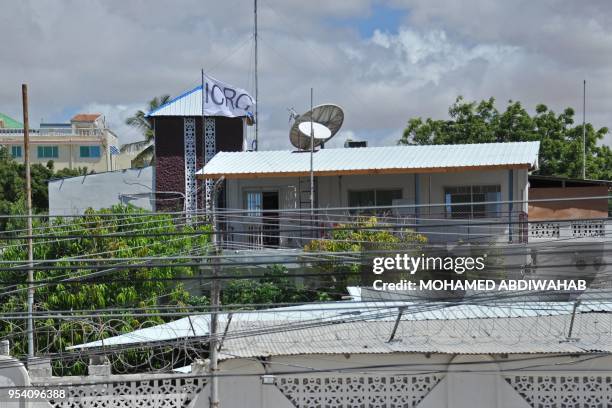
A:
[[22, 84, 34, 359], [582, 79, 586, 180], [254, 0, 258, 151], [209, 177, 224, 408]]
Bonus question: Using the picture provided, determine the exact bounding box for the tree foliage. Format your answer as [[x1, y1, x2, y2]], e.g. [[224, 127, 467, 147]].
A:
[[0, 147, 87, 228], [122, 95, 172, 167], [400, 97, 612, 180], [305, 217, 428, 293], [222, 264, 330, 305], [0, 205, 210, 374]]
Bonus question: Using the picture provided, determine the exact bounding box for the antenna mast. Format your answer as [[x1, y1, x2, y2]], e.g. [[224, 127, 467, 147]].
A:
[[254, 0, 258, 151], [582, 79, 586, 179], [310, 88, 314, 215]]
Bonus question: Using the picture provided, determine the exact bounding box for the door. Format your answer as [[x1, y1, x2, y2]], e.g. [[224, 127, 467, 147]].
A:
[[262, 191, 280, 247]]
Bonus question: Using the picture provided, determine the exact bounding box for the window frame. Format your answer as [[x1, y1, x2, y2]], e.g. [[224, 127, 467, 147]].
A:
[[37, 145, 59, 159], [444, 185, 502, 219], [11, 145, 22, 158], [348, 188, 403, 213], [79, 145, 101, 158]]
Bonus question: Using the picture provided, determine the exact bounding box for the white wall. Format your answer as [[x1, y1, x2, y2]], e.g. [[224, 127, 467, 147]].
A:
[[213, 353, 612, 408], [48, 166, 154, 216], [226, 169, 526, 213], [223, 168, 528, 245]]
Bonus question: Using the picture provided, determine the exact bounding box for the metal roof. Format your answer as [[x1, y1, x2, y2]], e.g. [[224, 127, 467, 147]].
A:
[[68, 298, 611, 350], [0, 112, 23, 129], [219, 313, 612, 359], [198, 142, 540, 178], [147, 86, 202, 117], [146, 84, 253, 118]]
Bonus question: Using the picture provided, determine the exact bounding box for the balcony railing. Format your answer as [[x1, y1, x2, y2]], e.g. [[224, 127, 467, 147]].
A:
[[218, 210, 530, 250], [529, 218, 609, 240], [0, 128, 104, 137]]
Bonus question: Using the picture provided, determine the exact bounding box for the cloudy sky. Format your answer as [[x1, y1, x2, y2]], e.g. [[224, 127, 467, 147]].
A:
[[2, 0, 611, 148]]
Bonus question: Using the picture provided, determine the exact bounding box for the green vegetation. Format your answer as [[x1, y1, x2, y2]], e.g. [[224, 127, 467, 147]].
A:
[[305, 217, 428, 292], [0, 205, 210, 374], [0, 147, 87, 226], [400, 97, 612, 180], [222, 264, 331, 305]]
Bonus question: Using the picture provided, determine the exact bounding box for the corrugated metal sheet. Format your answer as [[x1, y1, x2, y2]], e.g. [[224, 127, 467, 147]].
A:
[[199, 142, 540, 177], [147, 86, 203, 117], [220, 313, 612, 358], [68, 299, 612, 350]]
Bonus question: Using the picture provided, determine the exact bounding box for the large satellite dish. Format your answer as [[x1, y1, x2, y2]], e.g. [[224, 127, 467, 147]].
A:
[[289, 104, 344, 150]]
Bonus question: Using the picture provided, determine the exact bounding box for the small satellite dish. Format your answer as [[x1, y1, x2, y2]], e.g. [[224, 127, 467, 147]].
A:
[[289, 104, 344, 150]]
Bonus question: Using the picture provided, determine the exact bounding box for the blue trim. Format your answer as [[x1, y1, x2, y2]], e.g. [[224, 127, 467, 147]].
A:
[[146, 85, 202, 117]]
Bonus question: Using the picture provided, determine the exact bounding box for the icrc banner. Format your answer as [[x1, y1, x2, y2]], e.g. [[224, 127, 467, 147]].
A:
[[203, 74, 255, 117]]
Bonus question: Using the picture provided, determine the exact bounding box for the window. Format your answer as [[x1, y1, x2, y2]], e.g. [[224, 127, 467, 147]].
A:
[[348, 189, 402, 213], [246, 191, 263, 217], [445, 185, 501, 218], [37, 145, 58, 158], [80, 145, 101, 158], [11, 146, 22, 158]]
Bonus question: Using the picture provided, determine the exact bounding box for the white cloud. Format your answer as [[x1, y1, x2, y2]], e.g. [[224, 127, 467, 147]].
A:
[[1, 0, 610, 151], [78, 103, 145, 145]]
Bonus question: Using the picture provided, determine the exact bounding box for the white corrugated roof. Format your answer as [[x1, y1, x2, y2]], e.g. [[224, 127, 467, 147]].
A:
[[68, 298, 611, 350], [198, 142, 540, 178], [219, 313, 612, 358], [147, 86, 202, 117]]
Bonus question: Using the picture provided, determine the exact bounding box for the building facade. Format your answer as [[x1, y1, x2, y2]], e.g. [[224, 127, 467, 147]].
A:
[[0, 113, 120, 173], [147, 86, 247, 212], [198, 142, 539, 248]]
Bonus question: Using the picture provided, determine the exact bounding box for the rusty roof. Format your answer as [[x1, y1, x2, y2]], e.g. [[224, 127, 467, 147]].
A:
[[71, 113, 101, 122]]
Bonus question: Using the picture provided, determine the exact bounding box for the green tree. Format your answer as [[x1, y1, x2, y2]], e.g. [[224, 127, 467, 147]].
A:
[[122, 95, 172, 167], [0, 148, 90, 225], [0, 205, 210, 374], [305, 217, 427, 293], [400, 97, 612, 180], [221, 265, 329, 305]]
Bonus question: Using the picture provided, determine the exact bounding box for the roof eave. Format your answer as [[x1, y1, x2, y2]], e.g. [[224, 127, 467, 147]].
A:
[[198, 163, 532, 180]]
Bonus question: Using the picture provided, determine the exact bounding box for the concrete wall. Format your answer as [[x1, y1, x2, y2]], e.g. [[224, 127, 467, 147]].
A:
[[48, 166, 153, 216], [212, 353, 612, 408], [0, 355, 30, 408], [226, 169, 526, 213]]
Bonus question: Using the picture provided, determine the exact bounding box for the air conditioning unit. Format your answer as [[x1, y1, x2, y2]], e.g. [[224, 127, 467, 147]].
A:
[[344, 140, 367, 148]]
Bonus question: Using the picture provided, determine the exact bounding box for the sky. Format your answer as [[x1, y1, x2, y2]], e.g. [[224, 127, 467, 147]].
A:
[[1, 0, 612, 149]]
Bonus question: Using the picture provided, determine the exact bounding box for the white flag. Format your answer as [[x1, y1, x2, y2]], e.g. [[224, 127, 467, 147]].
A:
[[202, 74, 255, 117]]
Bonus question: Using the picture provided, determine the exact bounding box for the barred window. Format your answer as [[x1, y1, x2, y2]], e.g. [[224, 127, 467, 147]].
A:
[[444, 185, 501, 218]]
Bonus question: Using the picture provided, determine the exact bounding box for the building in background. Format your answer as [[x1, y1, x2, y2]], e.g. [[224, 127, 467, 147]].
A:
[[48, 166, 154, 216], [0, 112, 23, 129], [116, 140, 153, 169], [198, 141, 539, 248], [0, 113, 122, 172]]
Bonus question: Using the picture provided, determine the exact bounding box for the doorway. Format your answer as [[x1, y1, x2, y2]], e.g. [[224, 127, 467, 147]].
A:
[[245, 190, 280, 248], [261, 191, 279, 247]]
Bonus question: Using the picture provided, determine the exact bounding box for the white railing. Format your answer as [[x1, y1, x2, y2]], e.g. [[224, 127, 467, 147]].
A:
[[0, 128, 104, 137]]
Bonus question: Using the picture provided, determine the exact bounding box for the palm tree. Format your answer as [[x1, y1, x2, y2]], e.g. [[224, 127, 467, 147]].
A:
[[122, 95, 171, 167]]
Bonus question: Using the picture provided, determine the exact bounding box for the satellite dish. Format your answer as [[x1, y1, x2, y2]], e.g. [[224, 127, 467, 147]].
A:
[[289, 104, 344, 150]]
